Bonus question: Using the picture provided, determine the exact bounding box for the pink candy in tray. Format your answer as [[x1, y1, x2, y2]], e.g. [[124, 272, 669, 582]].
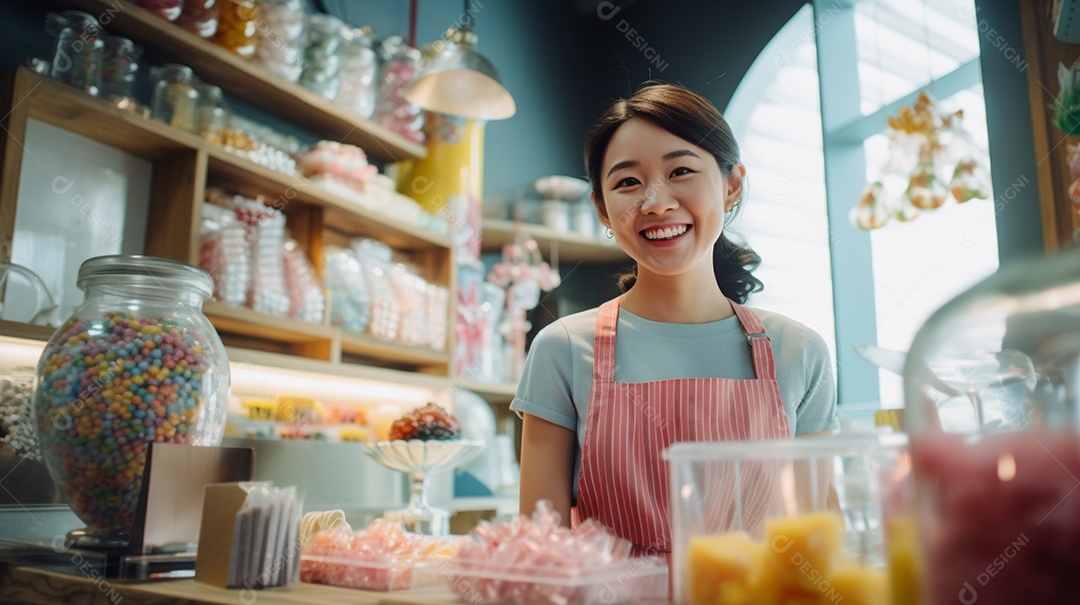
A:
[[300, 518, 452, 591], [297, 140, 378, 190], [442, 501, 668, 605]]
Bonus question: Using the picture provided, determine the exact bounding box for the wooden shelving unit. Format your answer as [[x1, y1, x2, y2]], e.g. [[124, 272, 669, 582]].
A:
[[45, 0, 426, 163], [0, 66, 453, 380], [481, 218, 629, 264]]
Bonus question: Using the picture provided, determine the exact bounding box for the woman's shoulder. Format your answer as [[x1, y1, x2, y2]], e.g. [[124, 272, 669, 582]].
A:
[[746, 307, 829, 353], [532, 308, 600, 348]]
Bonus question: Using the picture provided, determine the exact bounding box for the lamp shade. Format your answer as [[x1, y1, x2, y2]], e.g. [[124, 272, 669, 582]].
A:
[[404, 28, 516, 120]]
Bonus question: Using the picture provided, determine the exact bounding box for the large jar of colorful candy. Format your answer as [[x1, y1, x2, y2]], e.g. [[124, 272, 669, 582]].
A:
[[33, 255, 229, 549], [901, 248, 1080, 604]]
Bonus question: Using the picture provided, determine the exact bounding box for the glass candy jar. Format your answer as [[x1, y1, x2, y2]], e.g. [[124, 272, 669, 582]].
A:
[[99, 36, 142, 106], [150, 63, 200, 133], [176, 0, 220, 37], [298, 12, 344, 99], [135, 0, 184, 21], [374, 41, 424, 143], [212, 0, 259, 59], [902, 248, 1080, 604], [33, 256, 229, 549], [334, 27, 378, 119], [252, 0, 307, 82], [196, 83, 230, 143], [45, 10, 105, 96]]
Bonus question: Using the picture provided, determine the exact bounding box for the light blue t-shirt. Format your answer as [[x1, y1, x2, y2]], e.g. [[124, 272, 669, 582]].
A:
[[510, 305, 838, 499]]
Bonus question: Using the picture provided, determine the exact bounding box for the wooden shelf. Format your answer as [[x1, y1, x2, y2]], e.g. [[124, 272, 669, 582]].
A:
[[0, 320, 54, 342], [461, 380, 518, 406], [482, 219, 629, 264], [205, 149, 452, 252], [226, 347, 453, 393], [9, 68, 449, 254], [203, 303, 450, 374], [47, 0, 426, 164], [339, 333, 451, 373]]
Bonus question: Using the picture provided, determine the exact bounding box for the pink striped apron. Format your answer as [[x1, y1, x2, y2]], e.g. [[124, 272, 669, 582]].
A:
[[573, 297, 791, 555]]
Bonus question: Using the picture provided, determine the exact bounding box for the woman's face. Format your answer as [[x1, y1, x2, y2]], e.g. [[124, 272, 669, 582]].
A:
[[598, 118, 742, 282]]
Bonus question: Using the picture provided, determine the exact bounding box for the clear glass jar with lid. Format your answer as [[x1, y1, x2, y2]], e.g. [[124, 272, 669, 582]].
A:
[[150, 63, 200, 134], [334, 26, 378, 118], [374, 39, 424, 143], [252, 0, 308, 82], [901, 249, 1080, 604], [99, 35, 142, 106], [213, 0, 260, 58], [33, 255, 229, 549], [44, 10, 105, 96], [298, 12, 344, 99], [196, 83, 230, 143]]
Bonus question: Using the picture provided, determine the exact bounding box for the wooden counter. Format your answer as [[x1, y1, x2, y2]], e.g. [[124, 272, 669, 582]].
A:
[[1, 564, 671, 605], [0, 564, 462, 605]]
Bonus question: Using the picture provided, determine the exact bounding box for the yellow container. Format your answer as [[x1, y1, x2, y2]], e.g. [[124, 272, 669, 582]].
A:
[[397, 112, 485, 259], [275, 396, 323, 424], [242, 398, 276, 421]]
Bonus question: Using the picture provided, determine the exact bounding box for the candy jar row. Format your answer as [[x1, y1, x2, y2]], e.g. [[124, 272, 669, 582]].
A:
[[45, 10, 143, 108]]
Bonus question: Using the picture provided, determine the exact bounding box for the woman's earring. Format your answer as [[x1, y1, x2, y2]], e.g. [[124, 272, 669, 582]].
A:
[[605, 228, 613, 239]]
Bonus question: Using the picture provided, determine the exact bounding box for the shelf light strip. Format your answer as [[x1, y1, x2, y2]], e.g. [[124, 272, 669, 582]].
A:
[[0, 336, 440, 409]]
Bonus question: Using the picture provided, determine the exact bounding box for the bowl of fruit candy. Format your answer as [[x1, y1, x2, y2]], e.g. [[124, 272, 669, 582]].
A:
[[363, 403, 484, 535]]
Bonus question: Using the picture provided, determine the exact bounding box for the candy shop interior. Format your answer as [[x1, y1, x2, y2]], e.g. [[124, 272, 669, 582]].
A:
[[0, 0, 1078, 603]]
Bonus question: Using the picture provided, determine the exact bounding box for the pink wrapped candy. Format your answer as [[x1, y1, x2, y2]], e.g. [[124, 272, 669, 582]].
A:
[[300, 518, 429, 591], [448, 501, 661, 605], [297, 141, 378, 190]]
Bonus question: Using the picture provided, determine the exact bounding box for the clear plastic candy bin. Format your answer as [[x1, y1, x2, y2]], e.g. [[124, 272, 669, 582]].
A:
[[903, 248, 1080, 604], [424, 557, 669, 605], [665, 434, 909, 605]]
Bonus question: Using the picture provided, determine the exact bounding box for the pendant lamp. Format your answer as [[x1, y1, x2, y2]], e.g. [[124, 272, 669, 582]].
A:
[[403, 0, 516, 120]]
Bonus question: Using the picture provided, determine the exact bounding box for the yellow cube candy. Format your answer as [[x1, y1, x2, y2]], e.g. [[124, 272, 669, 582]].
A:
[[886, 516, 921, 605], [763, 512, 843, 593], [827, 564, 889, 605], [689, 532, 768, 605]]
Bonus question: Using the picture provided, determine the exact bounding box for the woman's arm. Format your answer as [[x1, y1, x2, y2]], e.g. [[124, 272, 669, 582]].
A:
[[518, 413, 576, 527]]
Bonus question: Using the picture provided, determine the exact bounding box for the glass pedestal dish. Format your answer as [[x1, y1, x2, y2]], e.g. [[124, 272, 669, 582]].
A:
[[362, 439, 484, 536]]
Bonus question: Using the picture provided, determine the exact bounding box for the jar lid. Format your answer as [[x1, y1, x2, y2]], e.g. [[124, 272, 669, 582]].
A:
[[308, 12, 344, 33], [105, 35, 137, 53], [77, 255, 214, 299], [155, 63, 196, 79]]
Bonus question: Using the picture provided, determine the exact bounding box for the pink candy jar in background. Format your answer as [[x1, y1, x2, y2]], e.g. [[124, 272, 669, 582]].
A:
[[902, 248, 1080, 604], [134, 0, 184, 22], [33, 256, 229, 550], [374, 38, 424, 144], [175, 0, 219, 37]]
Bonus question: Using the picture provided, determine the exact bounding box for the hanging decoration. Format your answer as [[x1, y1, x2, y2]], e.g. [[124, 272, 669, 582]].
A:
[[1052, 59, 1080, 227], [851, 92, 991, 231], [487, 236, 559, 382]]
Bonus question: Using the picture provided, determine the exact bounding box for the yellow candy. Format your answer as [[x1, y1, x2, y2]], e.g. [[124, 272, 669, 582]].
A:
[[688, 532, 761, 605], [886, 517, 921, 605], [827, 564, 889, 605], [763, 512, 843, 593]]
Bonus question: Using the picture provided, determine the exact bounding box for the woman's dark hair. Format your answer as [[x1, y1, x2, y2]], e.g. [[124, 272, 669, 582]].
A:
[[583, 82, 763, 303]]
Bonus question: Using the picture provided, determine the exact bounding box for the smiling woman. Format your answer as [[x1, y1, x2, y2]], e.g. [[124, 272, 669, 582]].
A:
[[512, 82, 838, 568]]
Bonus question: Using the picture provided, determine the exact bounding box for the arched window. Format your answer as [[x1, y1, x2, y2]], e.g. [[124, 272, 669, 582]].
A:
[[729, 0, 999, 410]]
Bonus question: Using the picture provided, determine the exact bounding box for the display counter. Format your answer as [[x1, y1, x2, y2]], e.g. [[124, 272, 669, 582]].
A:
[[0, 564, 671, 605], [0, 564, 455, 604]]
